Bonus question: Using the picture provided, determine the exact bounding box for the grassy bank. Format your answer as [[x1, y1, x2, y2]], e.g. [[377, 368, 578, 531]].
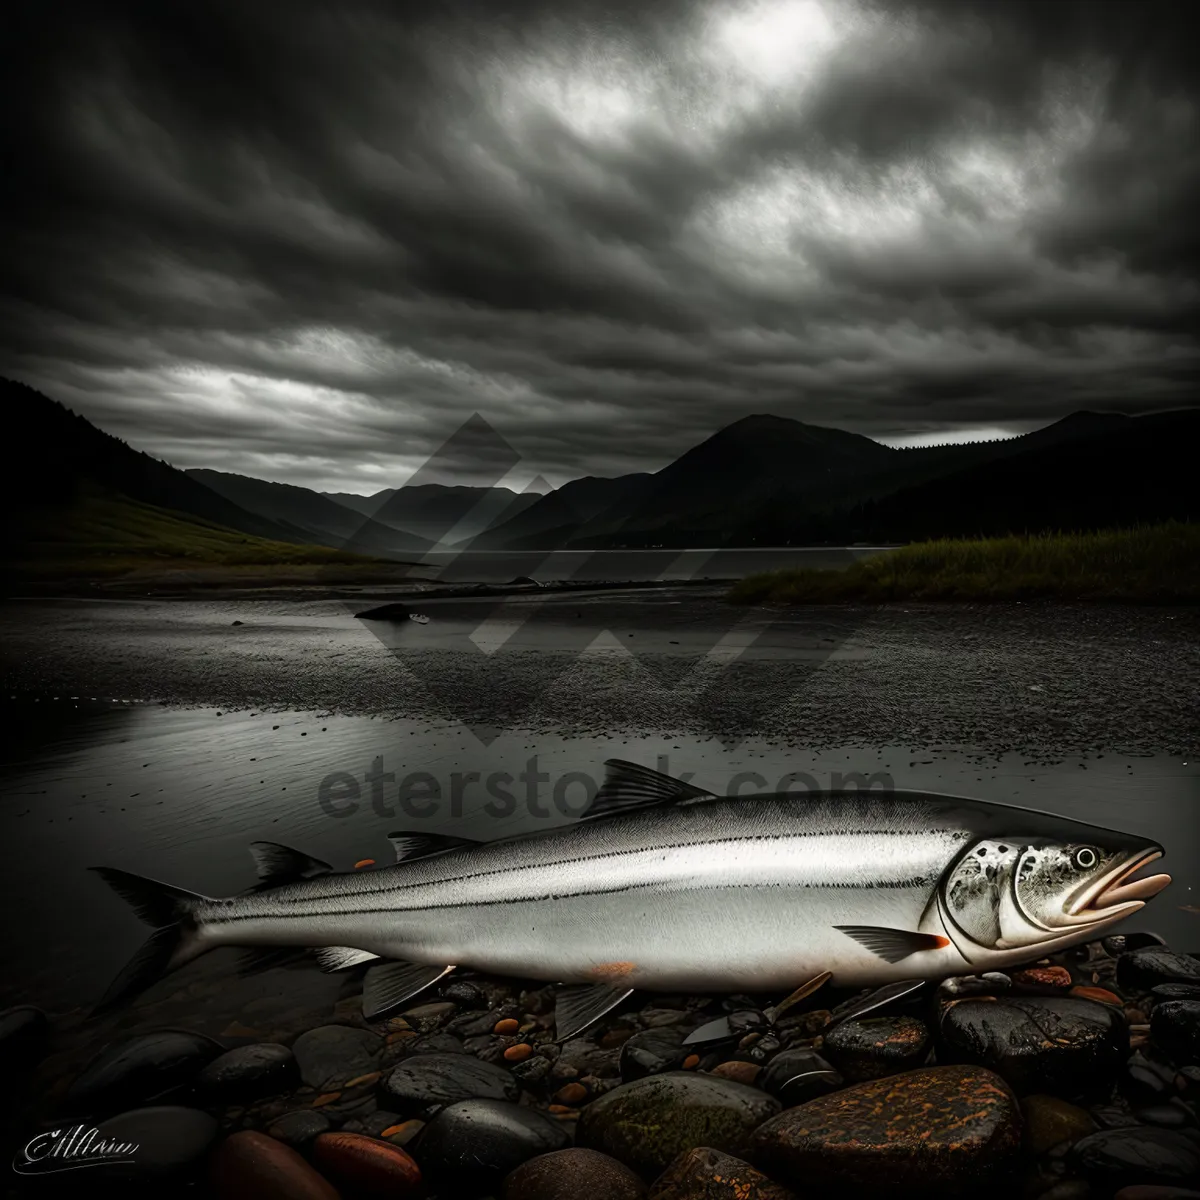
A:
[[727, 523, 1200, 604], [3, 492, 409, 588]]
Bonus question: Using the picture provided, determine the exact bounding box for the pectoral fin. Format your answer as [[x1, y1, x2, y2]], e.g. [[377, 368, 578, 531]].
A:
[[834, 925, 949, 964], [362, 961, 456, 1021], [313, 946, 381, 973], [553, 983, 634, 1043]]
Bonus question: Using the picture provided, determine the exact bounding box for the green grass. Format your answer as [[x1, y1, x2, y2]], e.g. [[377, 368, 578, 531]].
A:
[[727, 523, 1200, 604], [5, 491, 393, 580]]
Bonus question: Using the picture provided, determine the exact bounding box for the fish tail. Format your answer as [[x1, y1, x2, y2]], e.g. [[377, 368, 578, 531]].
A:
[[89, 867, 208, 1014]]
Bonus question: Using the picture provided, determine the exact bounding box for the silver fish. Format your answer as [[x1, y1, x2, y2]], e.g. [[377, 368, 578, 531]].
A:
[[92, 760, 1171, 1039]]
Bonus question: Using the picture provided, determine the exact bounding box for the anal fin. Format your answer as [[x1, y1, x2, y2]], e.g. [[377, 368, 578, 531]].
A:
[[834, 925, 949, 964], [554, 983, 634, 1043], [362, 961, 456, 1021], [234, 946, 312, 977]]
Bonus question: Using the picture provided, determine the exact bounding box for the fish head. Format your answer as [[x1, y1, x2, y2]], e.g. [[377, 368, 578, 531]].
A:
[[941, 821, 1169, 956]]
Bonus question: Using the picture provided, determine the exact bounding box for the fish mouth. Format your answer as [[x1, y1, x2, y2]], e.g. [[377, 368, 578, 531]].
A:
[[1071, 848, 1171, 918]]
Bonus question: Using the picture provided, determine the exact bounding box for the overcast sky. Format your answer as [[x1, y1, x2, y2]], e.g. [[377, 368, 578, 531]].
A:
[[4, 0, 1197, 493]]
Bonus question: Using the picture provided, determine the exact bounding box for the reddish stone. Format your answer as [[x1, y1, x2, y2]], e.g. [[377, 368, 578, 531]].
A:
[[650, 1146, 799, 1199], [312, 1131, 421, 1196], [748, 1064, 1021, 1198], [1011, 966, 1074, 992], [505, 1043, 533, 1062], [1070, 985, 1123, 1006], [209, 1130, 340, 1200], [495, 1018, 520, 1035], [708, 1061, 762, 1087]]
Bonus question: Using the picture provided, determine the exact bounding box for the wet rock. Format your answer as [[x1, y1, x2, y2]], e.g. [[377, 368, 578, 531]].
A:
[[649, 1146, 799, 1200], [442, 980, 485, 1007], [312, 1130, 422, 1195], [1114, 1187, 1200, 1200], [1012, 966, 1075, 993], [1136, 1103, 1194, 1128], [412, 1098, 571, 1195], [90, 1105, 218, 1180], [758, 1049, 843, 1107], [939, 974, 1012, 998], [380, 1051, 521, 1116], [266, 1109, 331, 1148], [577, 1071, 780, 1180], [405, 1030, 464, 1056], [620, 1027, 691, 1082], [822, 1016, 931, 1083], [210, 1129, 340, 1199], [197, 1043, 297, 1102], [1069, 1125, 1200, 1188], [291, 1024, 381, 1090], [1118, 949, 1200, 993], [748, 1064, 1022, 1198], [938, 996, 1128, 1097], [1021, 1094, 1098, 1154], [1123, 1051, 1178, 1104], [1152, 984, 1200, 1004], [402, 1001, 458, 1031], [503, 1147, 646, 1200], [0, 1005, 48, 1071], [1150, 1000, 1200, 1064], [708, 1061, 761, 1087], [65, 1029, 223, 1117]]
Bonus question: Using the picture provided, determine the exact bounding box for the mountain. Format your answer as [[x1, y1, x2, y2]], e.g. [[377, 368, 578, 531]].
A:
[[189, 469, 432, 555], [1, 379, 309, 546], [323, 485, 544, 544], [815, 407, 1198, 543]]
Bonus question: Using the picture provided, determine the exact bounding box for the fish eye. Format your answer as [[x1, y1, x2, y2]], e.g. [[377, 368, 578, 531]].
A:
[[1072, 846, 1098, 870]]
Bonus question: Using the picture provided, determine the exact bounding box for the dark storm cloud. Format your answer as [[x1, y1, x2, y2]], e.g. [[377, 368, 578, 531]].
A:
[[2, 0, 1197, 487]]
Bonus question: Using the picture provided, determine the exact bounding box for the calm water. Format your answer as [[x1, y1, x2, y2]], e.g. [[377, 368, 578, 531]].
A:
[[1, 697, 1196, 1018], [407, 545, 892, 584]]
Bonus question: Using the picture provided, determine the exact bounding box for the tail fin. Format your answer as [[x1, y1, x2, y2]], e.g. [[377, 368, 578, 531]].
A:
[[90, 867, 207, 1015]]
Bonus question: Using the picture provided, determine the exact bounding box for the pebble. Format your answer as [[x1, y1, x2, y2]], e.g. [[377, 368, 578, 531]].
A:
[[197, 1043, 297, 1103], [707, 1061, 762, 1086], [441, 981, 485, 1007], [758, 1049, 843, 1107], [748, 1064, 1022, 1198], [821, 1015, 931, 1083], [266, 1109, 331, 1148], [65, 1029, 223, 1117], [209, 1129, 340, 1199], [1070, 985, 1124, 1006], [1069, 1125, 1200, 1188], [649, 1146, 800, 1200], [291, 1025, 382, 1091], [312, 1130, 422, 1195], [577, 1070, 780, 1180], [495, 1018, 521, 1035], [620, 1027, 691, 1082], [554, 1082, 589, 1105], [380, 1051, 521, 1116], [1150, 1000, 1200, 1064], [505, 1043, 534, 1062], [1020, 1094, 1098, 1155], [1012, 966, 1075, 992], [1152, 984, 1200, 1003], [92, 1105, 218, 1179], [412, 1098, 572, 1194], [937, 996, 1128, 1097], [1117, 949, 1200, 993], [503, 1147, 646, 1200]]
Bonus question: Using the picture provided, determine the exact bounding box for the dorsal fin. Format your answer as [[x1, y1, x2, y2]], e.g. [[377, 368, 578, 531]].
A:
[[386, 832, 480, 863], [247, 842, 333, 888], [581, 759, 716, 820]]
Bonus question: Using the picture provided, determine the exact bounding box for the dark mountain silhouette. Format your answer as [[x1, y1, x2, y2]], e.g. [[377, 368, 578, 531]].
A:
[[188, 469, 432, 555], [2, 379, 310, 547]]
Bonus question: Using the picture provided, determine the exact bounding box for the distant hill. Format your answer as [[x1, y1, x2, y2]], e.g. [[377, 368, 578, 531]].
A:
[[189, 469, 433, 556]]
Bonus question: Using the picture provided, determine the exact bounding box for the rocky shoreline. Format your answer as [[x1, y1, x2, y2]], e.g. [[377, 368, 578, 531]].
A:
[[2, 936, 1198, 1199]]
